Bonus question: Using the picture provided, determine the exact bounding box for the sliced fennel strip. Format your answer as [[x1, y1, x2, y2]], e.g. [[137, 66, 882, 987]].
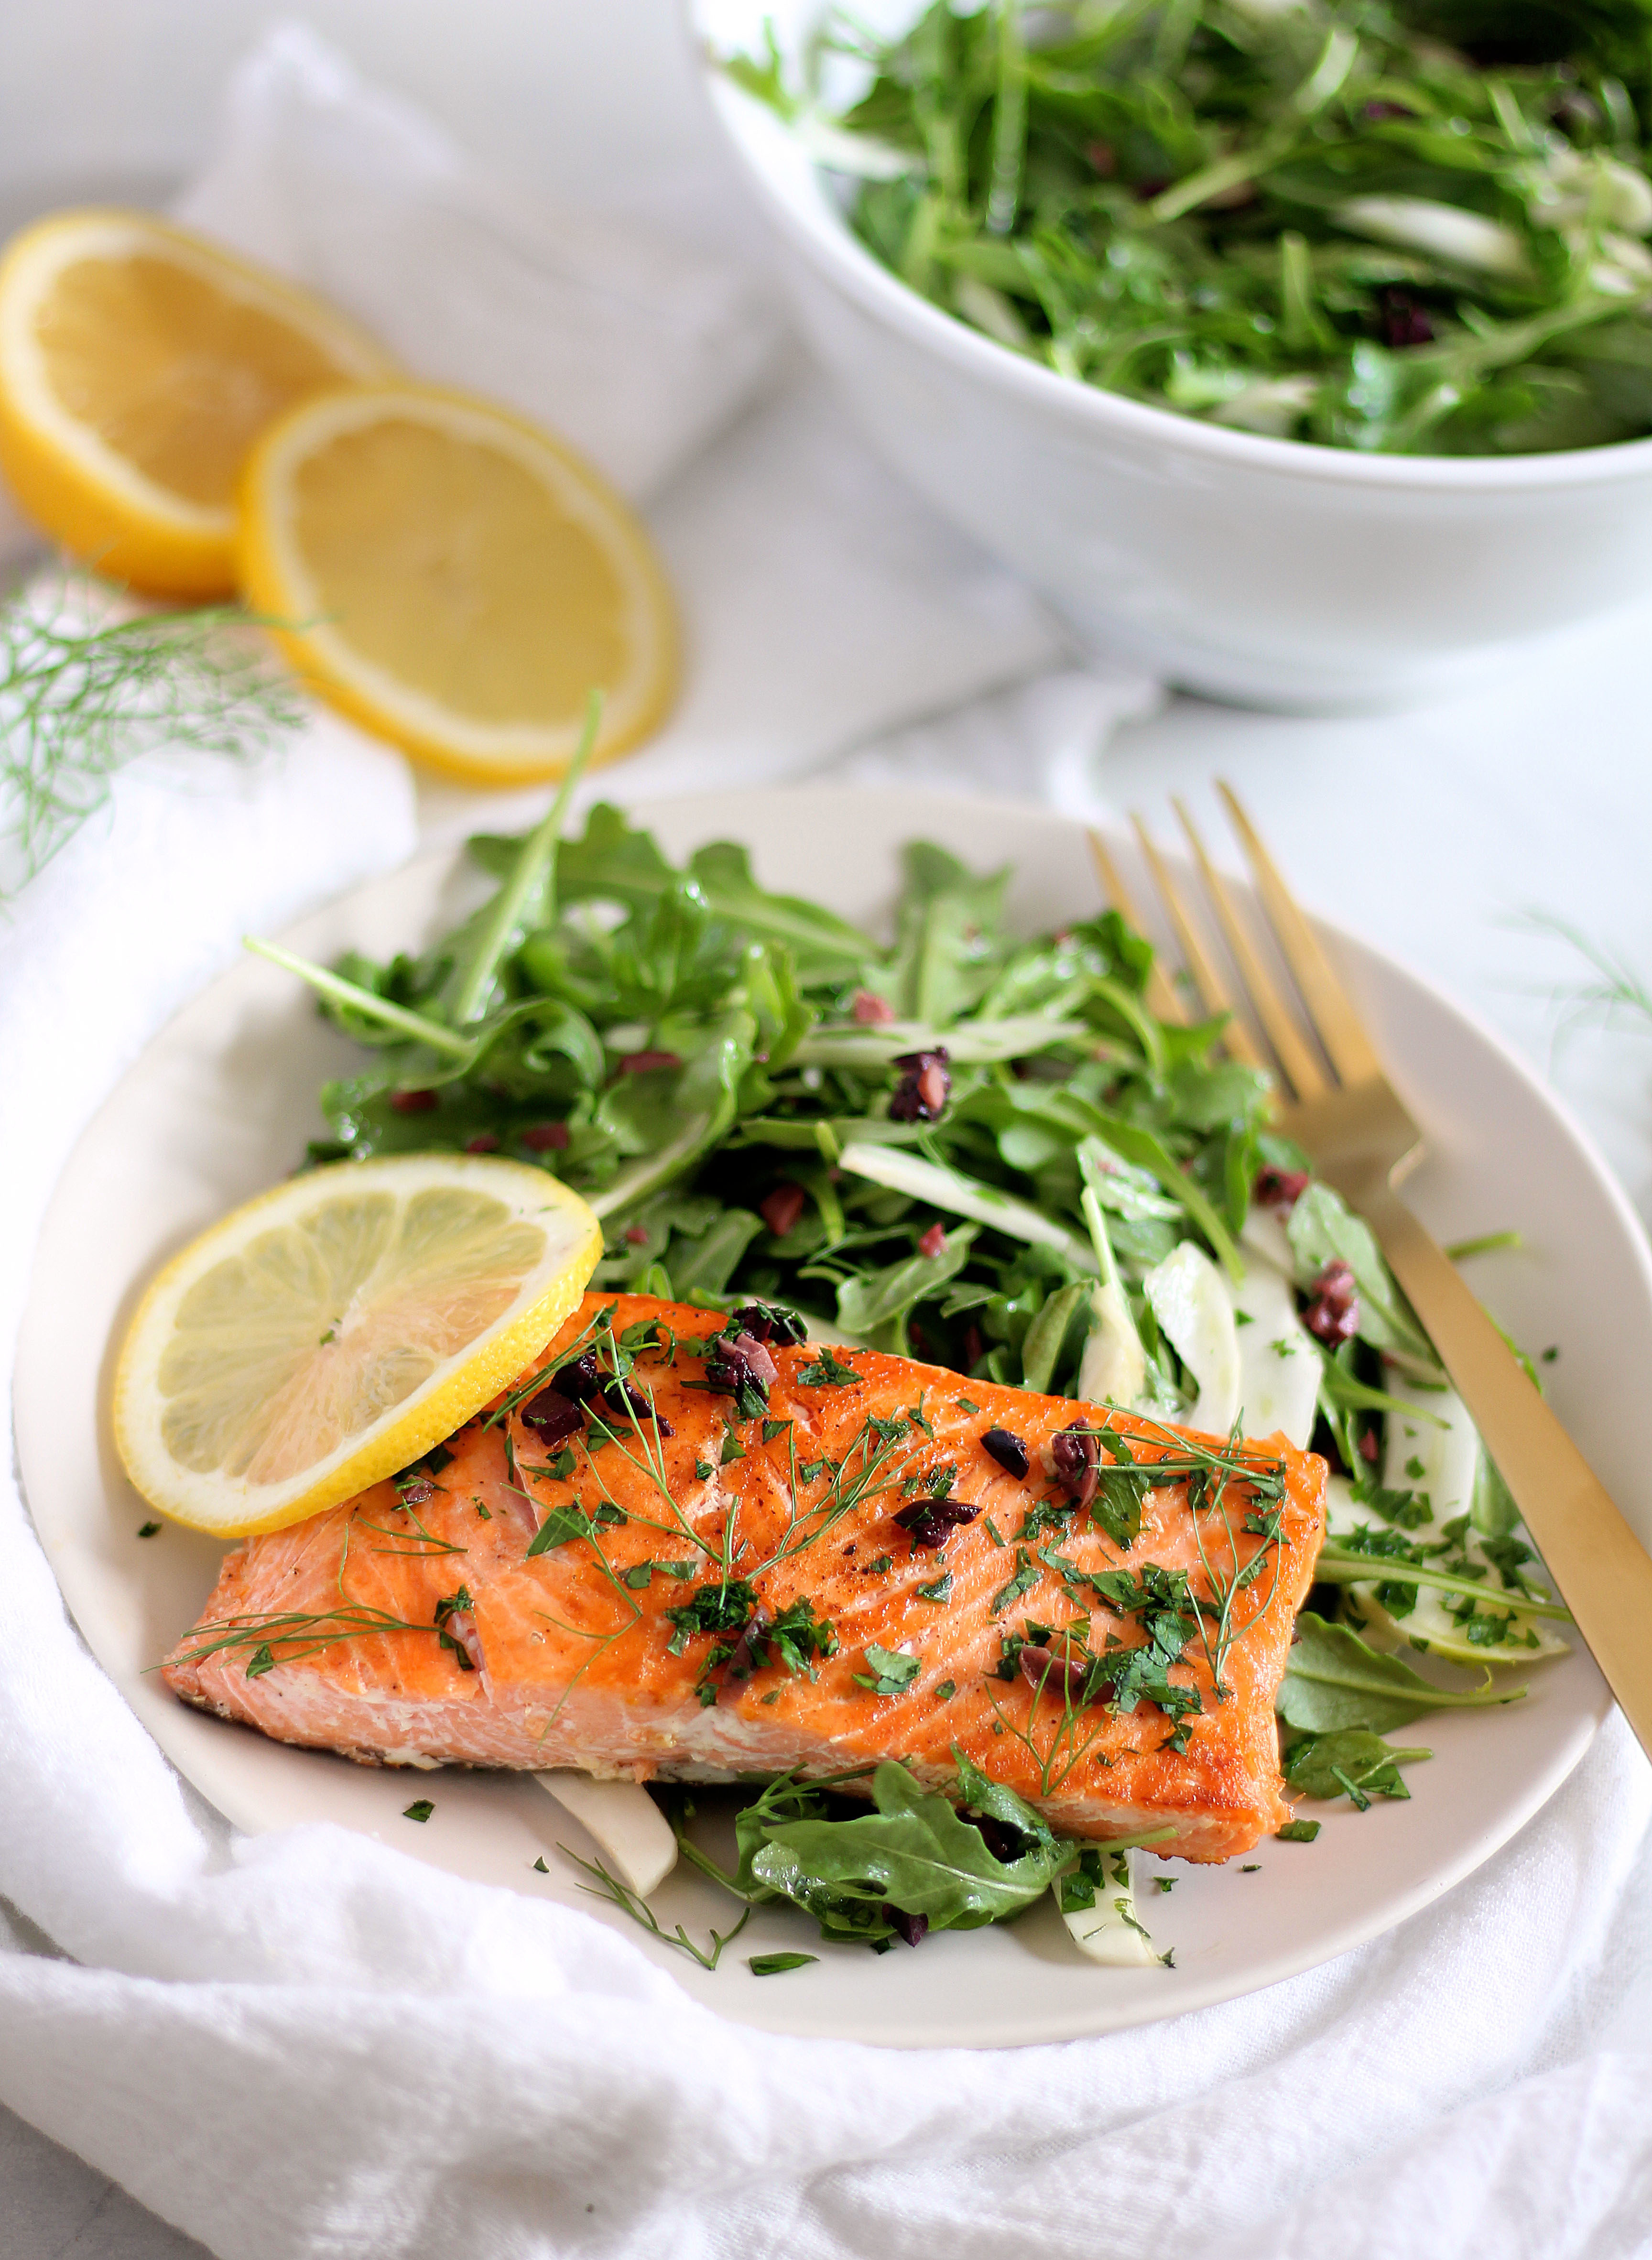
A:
[[1056, 1845, 1166, 1967], [1144, 1241, 1241, 1434], [837, 1141, 1097, 1273], [535, 1772, 677, 1895]]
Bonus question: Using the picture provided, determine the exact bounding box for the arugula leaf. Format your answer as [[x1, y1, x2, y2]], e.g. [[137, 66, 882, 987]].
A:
[[835, 1225, 978, 1347], [1287, 1183, 1436, 1363], [1086, 1111, 1244, 1281], [887, 842, 1010, 1024], [1278, 1613, 1526, 1734], [1020, 1279, 1092, 1394], [1283, 1728, 1432, 1804], [442, 708, 598, 1023], [686, 839, 875, 981], [673, 1209, 764, 1299], [749, 1758, 1065, 1937]]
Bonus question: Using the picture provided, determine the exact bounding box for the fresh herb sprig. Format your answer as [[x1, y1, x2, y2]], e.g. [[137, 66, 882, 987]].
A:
[[165, 1600, 431, 1680], [1, 576, 303, 896], [560, 1844, 751, 1969]]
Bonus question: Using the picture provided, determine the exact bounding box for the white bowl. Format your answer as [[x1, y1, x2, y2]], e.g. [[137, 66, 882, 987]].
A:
[[691, 0, 1652, 709]]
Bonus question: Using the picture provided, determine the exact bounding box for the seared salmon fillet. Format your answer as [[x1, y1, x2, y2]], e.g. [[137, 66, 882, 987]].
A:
[[164, 1293, 1326, 1860]]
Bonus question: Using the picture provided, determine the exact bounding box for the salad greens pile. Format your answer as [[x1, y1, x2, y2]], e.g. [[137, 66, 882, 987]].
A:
[[728, 0, 1652, 454], [277, 793, 1289, 1400], [261, 794, 1569, 1961]]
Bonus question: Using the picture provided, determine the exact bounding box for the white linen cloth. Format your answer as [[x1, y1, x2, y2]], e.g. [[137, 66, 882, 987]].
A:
[[2, 27, 1650, 2260]]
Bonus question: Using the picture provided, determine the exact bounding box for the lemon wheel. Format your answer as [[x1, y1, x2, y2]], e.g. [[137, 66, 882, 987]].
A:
[[113, 1154, 602, 1537], [0, 208, 393, 596], [236, 382, 679, 784]]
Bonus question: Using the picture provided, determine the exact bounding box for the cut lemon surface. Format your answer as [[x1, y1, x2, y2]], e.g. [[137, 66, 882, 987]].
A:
[[0, 207, 393, 596], [114, 1154, 602, 1537], [237, 383, 679, 784]]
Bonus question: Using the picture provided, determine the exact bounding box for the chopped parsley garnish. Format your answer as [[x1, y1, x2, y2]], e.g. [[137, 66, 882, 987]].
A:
[[852, 1644, 922, 1695], [527, 1501, 624, 1557], [403, 1800, 435, 1823], [433, 1586, 476, 1669], [798, 1347, 858, 1388], [989, 1547, 1039, 1617], [766, 1596, 839, 1675], [664, 1579, 760, 1655]]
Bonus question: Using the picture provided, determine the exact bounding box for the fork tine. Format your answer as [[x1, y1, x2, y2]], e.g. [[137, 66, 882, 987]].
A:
[[1173, 797, 1330, 1104], [1129, 814, 1264, 1070], [1087, 828, 1185, 1025], [1216, 781, 1382, 1087]]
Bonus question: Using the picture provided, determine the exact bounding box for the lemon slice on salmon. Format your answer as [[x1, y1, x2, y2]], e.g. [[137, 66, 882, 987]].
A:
[[236, 383, 679, 784], [114, 1154, 602, 1537], [0, 208, 392, 596]]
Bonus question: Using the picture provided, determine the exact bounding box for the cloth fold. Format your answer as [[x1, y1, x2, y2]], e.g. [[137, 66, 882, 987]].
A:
[[173, 20, 783, 506], [2, 24, 1648, 2260]]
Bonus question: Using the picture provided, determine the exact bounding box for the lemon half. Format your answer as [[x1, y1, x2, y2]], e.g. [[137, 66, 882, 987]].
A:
[[114, 1154, 601, 1536], [0, 208, 393, 595], [237, 383, 679, 784]]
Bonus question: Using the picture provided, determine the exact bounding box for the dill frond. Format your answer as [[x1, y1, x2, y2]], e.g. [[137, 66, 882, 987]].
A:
[[0, 572, 304, 897], [559, 1844, 750, 1969], [1517, 909, 1652, 1037]]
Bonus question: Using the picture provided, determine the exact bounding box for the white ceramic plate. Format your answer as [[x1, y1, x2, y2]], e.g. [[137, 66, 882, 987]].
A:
[[17, 788, 1641, 2048]]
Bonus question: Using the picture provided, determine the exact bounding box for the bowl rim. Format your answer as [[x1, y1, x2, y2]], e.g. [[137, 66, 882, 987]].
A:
[[691, 8, 1652, 498]]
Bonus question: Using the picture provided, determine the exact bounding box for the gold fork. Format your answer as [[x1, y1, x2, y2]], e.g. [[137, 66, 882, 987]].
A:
[[1092, 784, 1652, 1762]]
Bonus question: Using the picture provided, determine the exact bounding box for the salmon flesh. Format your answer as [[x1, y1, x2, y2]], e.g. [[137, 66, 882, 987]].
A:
[[164, 1293, 1327, 1860]]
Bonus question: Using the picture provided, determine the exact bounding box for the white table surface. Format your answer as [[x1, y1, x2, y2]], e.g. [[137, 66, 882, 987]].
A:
[[3, 3, 1649, 2253]]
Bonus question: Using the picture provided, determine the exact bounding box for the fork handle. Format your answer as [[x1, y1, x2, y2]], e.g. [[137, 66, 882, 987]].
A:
[[1362, 1182, 1652, 1764]]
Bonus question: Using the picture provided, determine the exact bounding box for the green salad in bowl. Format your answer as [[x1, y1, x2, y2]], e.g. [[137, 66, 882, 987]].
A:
[[731, 0, 1652, 454]]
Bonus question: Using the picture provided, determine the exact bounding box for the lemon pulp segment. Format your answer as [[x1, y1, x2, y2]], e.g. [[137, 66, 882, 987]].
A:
[[287, 418, 631, 726], [0, 208, 392, 593], [238, 384, 679, 783]]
